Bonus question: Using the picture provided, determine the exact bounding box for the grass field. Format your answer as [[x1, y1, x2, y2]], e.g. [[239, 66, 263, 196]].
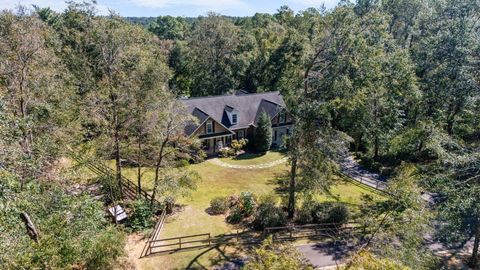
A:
[[218, 150, 286, 165], [117, 151, 384, 270]]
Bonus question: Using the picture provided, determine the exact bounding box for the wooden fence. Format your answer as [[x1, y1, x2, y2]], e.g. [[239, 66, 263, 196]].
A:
[[265, 222, 362, 242], [68, 149, 161, 205], [146, 233, 212, 255], [141, 209, 168, 257]]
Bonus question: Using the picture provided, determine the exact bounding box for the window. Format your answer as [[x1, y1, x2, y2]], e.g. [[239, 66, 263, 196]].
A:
[[279, 111, 286, 124], [206, 120, 213, 134], [237, 130, 244, 139], [232, 114, 237, 124]]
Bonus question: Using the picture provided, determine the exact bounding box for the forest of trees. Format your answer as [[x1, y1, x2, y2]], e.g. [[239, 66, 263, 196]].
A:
[[0, 0, 479, 269]]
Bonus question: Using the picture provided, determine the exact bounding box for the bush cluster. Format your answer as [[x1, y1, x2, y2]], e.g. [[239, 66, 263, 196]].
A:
[[127, 199, 156, 231], [209, 196, 229, 214], [208, 192, 288, 230], [297, 201, 350, 225], [219, 147, 236, 157], [252, 201, 287, 230]]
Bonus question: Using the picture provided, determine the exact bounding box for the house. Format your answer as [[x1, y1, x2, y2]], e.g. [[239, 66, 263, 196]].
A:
[[180, 90, 293, 154]]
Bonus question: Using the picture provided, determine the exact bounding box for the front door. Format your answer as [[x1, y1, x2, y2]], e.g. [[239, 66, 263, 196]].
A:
[[216, 139, 224, 151]]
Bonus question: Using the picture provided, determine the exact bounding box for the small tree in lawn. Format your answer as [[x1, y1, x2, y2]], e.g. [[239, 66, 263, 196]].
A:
[[255, 110, 272, 153]]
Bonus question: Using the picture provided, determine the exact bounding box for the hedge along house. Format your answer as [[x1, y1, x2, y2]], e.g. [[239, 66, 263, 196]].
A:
[[180, 90, 293, 154]]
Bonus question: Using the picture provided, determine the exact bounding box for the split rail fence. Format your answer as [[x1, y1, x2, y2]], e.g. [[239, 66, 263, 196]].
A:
[[68, 149, 161, 205]]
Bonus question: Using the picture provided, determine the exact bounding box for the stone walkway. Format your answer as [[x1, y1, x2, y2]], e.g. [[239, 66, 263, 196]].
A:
[[207, 157, 288, 169]]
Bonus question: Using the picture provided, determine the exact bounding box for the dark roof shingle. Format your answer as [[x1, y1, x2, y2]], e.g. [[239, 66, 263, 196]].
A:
[[181, 91, 286, 135]]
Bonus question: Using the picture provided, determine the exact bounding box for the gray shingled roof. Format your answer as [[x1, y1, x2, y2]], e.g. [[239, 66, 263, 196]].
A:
[[181, 91, 286, 135]]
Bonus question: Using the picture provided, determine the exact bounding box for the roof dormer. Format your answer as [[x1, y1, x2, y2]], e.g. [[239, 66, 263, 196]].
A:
[[224, 105, 239, 126]]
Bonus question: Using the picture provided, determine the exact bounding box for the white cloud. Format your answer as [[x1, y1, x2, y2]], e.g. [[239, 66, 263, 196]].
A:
[[289, 0, 339, 8], [129, 0, 249, 10], [0, 0, 111, 15]]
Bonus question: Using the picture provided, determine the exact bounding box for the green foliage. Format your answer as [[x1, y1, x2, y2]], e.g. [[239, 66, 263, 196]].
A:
[[310, 202, 350, 224], [344, 250, 411, 270], [226, 207, 244, 224], [252, 198, 287, 230], [358, 164, 436, 270], [239, 191, 257, 217], [255, 111, 273, 153], [219, 147, 235, 158], [0, 179, 125, 269], [99, 175, 122, 203], [225, 191, 257, 224], [127, 199, 155, 232], [244, 236, 313, 270], [231, 139, 248, 154], [209, 196, 228, 215], [148, 16, 188, 40]]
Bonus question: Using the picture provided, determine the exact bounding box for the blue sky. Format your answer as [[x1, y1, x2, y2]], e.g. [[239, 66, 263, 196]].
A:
[[1, 0, 341, 17]]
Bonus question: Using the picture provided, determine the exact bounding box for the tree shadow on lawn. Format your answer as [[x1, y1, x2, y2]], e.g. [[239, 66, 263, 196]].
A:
[[184, 242, 247, 270], [269, 171, 353, 203]]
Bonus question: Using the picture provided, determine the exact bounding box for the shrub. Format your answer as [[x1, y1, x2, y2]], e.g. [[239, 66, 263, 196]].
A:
[[209, 196, 228, 215], [327, 203, 350, 224], [311, 202, 331, 223], [187, 140, 207, 163], [231, 139, 247, 154], [239, 191, 256, 217], [296, 203, 314, 224], [311, 202, 350, 224], [227, 206, 243, 224], [252, 202, 287, 230], [99, 175, 122, 203], [254, 110, 272, 153], [128, 199, 155, 231], [219, 147, 235, 157], [0, 180, 125, 269], [244, 237, 312, 270]]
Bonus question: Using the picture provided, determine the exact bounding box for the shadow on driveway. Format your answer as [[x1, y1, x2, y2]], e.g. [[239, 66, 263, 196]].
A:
[[297, 240, 357, 268]]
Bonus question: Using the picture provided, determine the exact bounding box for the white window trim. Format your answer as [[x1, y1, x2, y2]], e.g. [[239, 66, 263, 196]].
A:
[[206, 120, 213, 134]]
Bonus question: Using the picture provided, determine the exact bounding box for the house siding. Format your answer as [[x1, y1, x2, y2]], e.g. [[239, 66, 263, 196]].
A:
[[193, 118, 230, 137], [272, 111, 293, 126], [272, 125, 292, 147]]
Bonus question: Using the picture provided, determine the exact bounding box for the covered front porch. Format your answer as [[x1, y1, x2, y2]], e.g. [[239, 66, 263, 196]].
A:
[[199, 132, 234, 154]]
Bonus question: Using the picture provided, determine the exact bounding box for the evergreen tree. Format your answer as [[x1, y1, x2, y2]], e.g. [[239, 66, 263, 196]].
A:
[[255, 110, 272, 153]]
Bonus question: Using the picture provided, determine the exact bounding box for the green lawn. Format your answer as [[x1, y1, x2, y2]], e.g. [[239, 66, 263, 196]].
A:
[[117, 152, 384, 269], [218, 150, 286, 165]]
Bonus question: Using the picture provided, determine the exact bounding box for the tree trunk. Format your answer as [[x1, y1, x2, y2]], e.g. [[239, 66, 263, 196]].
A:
[[470, 218, 480, 267], [374, 136, 379, 160], [137, 135, 142, 195], [114, 120, 123, 199], [151, 139, 168, 206], [354, 134, 362, 153], [287, 156, 298, 219]]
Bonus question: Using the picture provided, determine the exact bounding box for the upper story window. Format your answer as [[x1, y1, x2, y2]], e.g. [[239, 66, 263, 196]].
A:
[[232, 114, 238, 124], [279, 111, 286, 124], [206, 120, 213, 134]]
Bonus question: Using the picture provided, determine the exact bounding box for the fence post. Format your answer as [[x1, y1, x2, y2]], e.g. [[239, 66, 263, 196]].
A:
[[179, 238, 182, 249], [208, 234, 211, 246]]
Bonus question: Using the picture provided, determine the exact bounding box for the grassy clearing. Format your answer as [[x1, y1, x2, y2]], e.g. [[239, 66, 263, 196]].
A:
[[115, 152, 384, 269], [218, 150, 286, 165]]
